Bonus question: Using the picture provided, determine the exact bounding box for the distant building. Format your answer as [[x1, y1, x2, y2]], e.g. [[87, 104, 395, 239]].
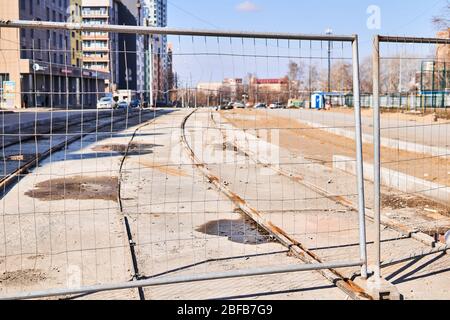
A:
[[252, 78, 289, 93], [118, 0, 139, 91], [70, 0, 83, 68], [81, 0, 120, 92], [167, 43, 177, 102], [0, 0, 108, 109], [436, 28, 450, 65], [139, 0, 168, 104], [196, 82, 223, 94]]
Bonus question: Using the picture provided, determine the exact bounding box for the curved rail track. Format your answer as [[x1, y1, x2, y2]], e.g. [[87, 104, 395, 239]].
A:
[[180, 109, 372, 300], [208, 110, 449, 272]]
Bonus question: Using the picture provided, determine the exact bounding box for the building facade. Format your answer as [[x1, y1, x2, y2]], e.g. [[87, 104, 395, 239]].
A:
[[0, 0, 108, 109], [81, 0, 120, 92], [139, 0, 168, 104], [69, 0, 83, 67], [117, 0, 139, 91]]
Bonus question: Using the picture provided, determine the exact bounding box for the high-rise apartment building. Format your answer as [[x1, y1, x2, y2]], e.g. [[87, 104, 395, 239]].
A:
[[0, 0, 108, 109], [69, 0, 83, 67], [81, 0, 120, 91], [139, 0, 168, 104]]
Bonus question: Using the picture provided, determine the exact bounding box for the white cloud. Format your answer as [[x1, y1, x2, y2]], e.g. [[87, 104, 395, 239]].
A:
[[236, 1, 261, 12]]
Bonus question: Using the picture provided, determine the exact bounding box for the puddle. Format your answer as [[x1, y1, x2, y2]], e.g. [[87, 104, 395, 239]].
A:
[[137, 160, 189, 177], [92, 142, 161, 155], [0, 269, 46, 286], [196, 218, 273, 245], [25, 176, 119, 202]]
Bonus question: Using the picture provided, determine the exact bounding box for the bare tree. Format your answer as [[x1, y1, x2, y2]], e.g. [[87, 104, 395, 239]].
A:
[[305, 63, 321, 93], [381, 55, 421, 94], [360, 56, 373, 93], [432, 3, 450, 30], [287, 61, 305, 98], [329, 61, 353, 92]]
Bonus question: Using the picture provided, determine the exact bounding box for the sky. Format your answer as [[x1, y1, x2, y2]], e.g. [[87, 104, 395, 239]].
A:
[[163, 0, 448, 84]]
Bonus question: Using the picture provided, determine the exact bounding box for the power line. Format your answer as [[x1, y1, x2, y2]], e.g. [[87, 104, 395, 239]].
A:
[[167, 0, 221, 29]]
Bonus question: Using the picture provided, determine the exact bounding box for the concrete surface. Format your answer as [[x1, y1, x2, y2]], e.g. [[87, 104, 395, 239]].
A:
[[0, 107, 448, 300]]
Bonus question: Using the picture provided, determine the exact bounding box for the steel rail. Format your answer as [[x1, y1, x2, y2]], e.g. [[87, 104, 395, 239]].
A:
[[181, 110, 372, 300], [1, 111, 125, 150], [0, 110, 155, 194], [211, 112, 449, 269]]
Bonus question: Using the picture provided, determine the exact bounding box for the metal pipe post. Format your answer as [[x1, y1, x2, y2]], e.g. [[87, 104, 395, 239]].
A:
[[372, 35, 381, 279], [0, 260, 364, 300], [352, 35, 368, 279]]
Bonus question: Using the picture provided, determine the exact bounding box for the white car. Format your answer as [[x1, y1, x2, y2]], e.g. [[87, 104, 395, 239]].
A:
[[233, 102, 245, 109], [97, 97, 117, 109], [269, 102, 284, 109]]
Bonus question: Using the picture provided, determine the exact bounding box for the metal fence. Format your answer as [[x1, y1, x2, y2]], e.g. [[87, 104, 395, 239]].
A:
[[1, 18, 449, 300], [0, 20, 372, 300], [372, 35, 450, 281]]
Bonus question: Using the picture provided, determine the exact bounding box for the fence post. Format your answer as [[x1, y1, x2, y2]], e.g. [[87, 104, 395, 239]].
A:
[[352, 35, 368, 279], [372, 35, 381, 279]]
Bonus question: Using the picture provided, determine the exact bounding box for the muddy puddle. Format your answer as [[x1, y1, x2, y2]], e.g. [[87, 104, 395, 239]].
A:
[[92, 142, 161, 155], [25, 176, 119, 202], [0, 269, 47, 286], [196, 218, 274, 245]]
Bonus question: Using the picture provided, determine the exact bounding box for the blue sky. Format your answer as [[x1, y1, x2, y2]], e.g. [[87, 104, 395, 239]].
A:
[[167, 0, 446, 54], [165, 0, 448, 84]]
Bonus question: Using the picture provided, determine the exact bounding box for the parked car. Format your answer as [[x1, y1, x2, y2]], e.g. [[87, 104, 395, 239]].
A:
[[254, 103, 267, 109], [233, 102, 245, 109], [269, 102, 284, 109], [117, 100, 130, 109], [97, 97, 117, 109], [130, 99, 141, 109], [219, 102, 234, 110]]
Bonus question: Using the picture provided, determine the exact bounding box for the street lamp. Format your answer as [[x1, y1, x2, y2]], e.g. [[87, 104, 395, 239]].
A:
[[325, 28, 333, 93]]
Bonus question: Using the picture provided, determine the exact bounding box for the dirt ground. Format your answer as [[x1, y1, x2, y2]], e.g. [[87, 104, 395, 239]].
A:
[[221, 109, 450, 188], [332, 107, 450, 123], [25, 176, 119, 202]]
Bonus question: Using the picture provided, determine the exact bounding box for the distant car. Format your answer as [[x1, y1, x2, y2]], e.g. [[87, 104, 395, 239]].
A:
[[97, 97, 117, 109], [130, 99, 141, 109], [254, 103, 267, 109], [117, 100, 130, 109], [219, 103, 234, 110], [233, 102, 245, 109], [269, 102, 284, 109]]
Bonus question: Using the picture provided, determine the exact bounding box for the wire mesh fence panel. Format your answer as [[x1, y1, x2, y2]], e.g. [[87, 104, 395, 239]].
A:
[[0, 21, 370, 300], [372, 35, 450, 280]]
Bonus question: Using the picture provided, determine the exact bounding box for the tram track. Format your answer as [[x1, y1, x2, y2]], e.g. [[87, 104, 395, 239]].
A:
[[0, 109, 155, 196], [180, 109, 373, 300]]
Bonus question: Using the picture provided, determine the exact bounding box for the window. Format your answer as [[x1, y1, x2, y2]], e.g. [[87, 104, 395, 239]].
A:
[[0, 74, 10, 101]]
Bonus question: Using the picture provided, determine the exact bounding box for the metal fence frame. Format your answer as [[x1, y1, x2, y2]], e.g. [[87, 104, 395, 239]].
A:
[[0, 20, 368, 299], [372, 35, 450, 280]]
